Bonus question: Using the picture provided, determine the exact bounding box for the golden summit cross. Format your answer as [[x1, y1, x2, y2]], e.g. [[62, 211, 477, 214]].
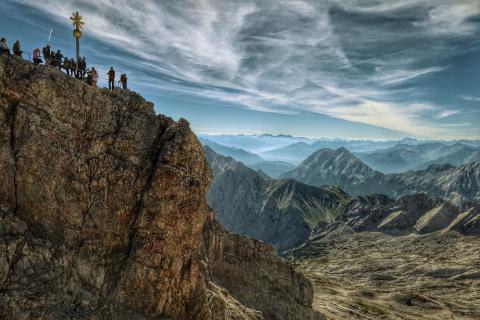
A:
[[70, 11, 84, 31], [69, 11, 84, 61]]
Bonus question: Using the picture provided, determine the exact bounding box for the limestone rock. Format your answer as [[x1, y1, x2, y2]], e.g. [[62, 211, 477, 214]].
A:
[[0, 56, 323, 319]]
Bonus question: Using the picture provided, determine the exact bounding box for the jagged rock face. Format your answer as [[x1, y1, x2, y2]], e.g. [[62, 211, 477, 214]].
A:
[[204, 217, 322, 320], [0, 56, 323, 320], [281, 148, 390, 196], [387, 162, 480, 205], [311, 194, 480, 239], [205, 147, 349, 251]]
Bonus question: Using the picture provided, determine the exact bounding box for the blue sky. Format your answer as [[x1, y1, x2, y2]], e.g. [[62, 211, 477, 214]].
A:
[[1, 0, 479, 140]]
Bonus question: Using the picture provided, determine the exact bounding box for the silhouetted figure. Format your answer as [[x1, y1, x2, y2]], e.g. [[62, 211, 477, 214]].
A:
[[0, 38, 10, 56], [76, 57, 86, 79], [13, 40, 23, 57], [42, 44, 51, 65], [107, 67, 115, 90], [63, 57, 71, 75], [55, 50, 63, 70], [81, 57, 87, 78], [91, 67, 98, 87], [70, 58, 77, 78], [33, 48, 42, 64], [50, 49, 57, 67], [119, 73, 128, 89]]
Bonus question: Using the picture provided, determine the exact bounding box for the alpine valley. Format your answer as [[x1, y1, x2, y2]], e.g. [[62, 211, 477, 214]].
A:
[[203, 137, 480, 320]]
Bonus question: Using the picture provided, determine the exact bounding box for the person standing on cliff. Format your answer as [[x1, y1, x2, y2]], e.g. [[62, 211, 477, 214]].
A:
[[42, 44, 51, 65], [91, 67, 98, 87], [80, 57, 87, 78], [55, 50, 63, 70], [119, 73, 127, 89], [107, 67, 115, 90], [0, 38, 10, 56], [13, 40, 23, 57], [33, 48, 42, 64], [63, 57, 71, 75]]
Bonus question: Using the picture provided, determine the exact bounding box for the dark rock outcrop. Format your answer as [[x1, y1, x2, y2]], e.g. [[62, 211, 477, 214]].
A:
[[0, 56, 324, 319]]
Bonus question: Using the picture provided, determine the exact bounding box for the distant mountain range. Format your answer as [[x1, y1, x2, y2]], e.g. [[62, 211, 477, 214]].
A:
[[199, 134, 314, 154], [356, 143, 480, 173], [200, 134, 480, 170], [205, 147, 480, 251], [200, 137, 295, 178], [281, 147, 480, 205]]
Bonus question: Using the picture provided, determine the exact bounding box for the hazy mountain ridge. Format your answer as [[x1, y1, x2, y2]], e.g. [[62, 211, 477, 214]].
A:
[[200, 137, 295, 178], [356, 142, 480, 173], [281, 147, 480, 205], [387, 162, 480, 205], [201, 134, 480, 170], [281, 148, 391, 196]]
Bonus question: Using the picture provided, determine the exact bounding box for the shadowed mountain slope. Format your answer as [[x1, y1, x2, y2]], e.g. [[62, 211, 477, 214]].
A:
[[205, 146, 351, 251]]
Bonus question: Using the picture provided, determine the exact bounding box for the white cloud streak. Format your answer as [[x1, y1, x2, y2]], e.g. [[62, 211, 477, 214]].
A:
[[12, 0, 480, 138]]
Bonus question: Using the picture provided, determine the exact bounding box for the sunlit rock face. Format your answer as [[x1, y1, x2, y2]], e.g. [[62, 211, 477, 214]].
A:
[[0, 56, 324, 320]]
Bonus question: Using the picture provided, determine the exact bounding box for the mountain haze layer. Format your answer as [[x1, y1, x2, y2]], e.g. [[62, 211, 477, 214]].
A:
[[356, 143, 480, 173]]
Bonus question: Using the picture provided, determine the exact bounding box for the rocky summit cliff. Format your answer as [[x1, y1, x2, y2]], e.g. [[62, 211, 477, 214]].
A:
[[0, 56, 324, 319]]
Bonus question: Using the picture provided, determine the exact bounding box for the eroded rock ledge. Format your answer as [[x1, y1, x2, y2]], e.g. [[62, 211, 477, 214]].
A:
[[0, 56, 324, 320]]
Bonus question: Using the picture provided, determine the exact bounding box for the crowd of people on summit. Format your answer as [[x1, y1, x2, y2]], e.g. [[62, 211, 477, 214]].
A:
[[0, 37, 128, 90]]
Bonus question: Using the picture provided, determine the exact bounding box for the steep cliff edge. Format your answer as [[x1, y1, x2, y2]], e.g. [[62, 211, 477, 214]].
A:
[[0, 56, 323, 320]]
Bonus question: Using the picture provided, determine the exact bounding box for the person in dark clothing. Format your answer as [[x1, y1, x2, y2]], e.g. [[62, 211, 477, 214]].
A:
[[76, 57, 85, 79], [0, 38, 10, 56], [107, 67, 115, 90], [55, 50, 63, 70], [50, 50, 57, 67], [13, 40, 23, 57], [63, 57, 71, 75], [86, 69, 93, 85], [81, 57, 87, 78], [42, 45, 51, 65], [70, 58, 77, 78]]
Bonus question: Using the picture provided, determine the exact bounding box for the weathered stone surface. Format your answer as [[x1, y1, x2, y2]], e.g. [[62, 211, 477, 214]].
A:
[[0, 56, 323, 319]]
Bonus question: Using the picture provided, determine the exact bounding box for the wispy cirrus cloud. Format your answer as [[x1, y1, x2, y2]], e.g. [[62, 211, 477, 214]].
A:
[[436, 110, 460, 118], [10, 0, 480, 139], [461, 95, 480, 102]]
